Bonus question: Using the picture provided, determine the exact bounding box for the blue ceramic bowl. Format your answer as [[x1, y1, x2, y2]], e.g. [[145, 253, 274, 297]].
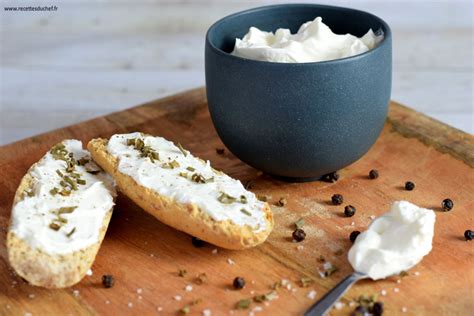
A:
[[205, 4, 392, 182]]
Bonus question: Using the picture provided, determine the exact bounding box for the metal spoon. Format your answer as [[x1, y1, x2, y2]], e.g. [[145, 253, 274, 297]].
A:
[[304, 271, 369, 316]]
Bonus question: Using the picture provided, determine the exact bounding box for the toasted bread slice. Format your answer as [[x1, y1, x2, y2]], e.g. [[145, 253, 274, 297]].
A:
[[7, 140, 116, 288], [88, 133, 273, 250]]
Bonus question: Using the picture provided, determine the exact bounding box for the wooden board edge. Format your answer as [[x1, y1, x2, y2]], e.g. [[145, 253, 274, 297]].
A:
[[387, 101, 474, 168]]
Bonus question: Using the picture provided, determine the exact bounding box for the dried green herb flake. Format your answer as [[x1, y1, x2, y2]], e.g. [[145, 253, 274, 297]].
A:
[[217, 192, 236, 204], [177, 143, 187, 157], [300, 276, 314, 288], [235, 299, 251, 309], [49, 223, 61, 231], [66, 227, 76, 237], [295, 218, 305, 229], [240, 209, 252, 216]]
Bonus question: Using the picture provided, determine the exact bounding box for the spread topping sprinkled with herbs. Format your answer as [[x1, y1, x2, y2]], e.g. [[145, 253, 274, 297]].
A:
[[107, 133, 269, 231], [127, 138, 160, 162], [48, 144, 90, 196], [11, 140, 116, 256]]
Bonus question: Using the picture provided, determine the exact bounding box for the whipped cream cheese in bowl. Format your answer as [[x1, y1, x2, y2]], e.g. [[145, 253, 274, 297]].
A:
[[205, 4, 391, 181], [232, 17, 384, 63]]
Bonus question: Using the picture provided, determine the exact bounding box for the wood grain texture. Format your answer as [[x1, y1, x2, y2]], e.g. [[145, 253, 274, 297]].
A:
[[0, 88, 473, 315]]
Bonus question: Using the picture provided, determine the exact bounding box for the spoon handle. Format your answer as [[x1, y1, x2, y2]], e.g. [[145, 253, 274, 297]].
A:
[[304, 272, 367, 316]]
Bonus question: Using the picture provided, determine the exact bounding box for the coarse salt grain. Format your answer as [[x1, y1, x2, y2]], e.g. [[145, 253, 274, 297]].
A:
[[227, 258, 235, 265], [414, 271, 420, 276], [369, 215, 376, 220], [394, 288, 400, 293], [157, 306, 163, 312], [307, 290, 317, 300], [202, 309, 212, 316], [174, 295, 182, 301], [334, 301, 345, 310], [250, 290, 255, 295], [185, 284, 193, 292], [128, 302, 133, 308], [297, 245, 304, 251], [402, 307, 408, 312], [253, 306, 263, 312], [381, 290, 387, 296], [105, 300, 110, 304], [86, 269, 93, 276], [72, 290, 80, 297], [28, 294, 35, 299], [323, 262, 333, 270], [397, 279, 402, 284], [351, 221, 355, 226], [212, 249, 218, 255], [137, 288, 143, 294]]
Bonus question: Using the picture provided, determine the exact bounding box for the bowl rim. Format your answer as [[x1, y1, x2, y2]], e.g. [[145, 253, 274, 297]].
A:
[[206, 3, 392, 66]]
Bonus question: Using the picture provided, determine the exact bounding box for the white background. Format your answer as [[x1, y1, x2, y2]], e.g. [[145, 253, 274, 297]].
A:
[[1, 0, 473, 145]]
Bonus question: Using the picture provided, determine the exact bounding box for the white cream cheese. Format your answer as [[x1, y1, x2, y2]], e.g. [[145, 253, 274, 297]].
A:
[[10, 140, 116, 255], [232, 17, 384, 63], [348, 201, 435, 280], [106, 133, 268, 231]]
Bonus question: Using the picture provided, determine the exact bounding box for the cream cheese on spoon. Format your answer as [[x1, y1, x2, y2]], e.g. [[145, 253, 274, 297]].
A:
[[232, 17, 384, 63], [348, 201, 435, 280]]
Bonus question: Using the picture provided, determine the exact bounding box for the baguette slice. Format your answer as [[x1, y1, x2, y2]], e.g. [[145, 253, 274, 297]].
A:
[[88, 133, 273, 250], [7, 140, 116, 288]]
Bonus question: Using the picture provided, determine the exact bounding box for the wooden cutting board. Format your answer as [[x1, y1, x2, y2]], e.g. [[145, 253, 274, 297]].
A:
[[1, 88, 473, 316]]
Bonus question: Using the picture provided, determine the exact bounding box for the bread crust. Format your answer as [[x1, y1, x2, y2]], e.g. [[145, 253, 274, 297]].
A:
[[87, 138, 273, 250], [7, 149, 113, 289]]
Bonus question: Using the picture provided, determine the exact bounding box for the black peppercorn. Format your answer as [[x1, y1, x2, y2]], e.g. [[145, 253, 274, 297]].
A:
[[331, 194, 344, 205], [344, 205, 356, 217], [216, 148, 225, 155], [350, 231, 361, 243], [233, 277, 246, 289], [102, 275, 114, 288], [441, 198, 454, 211], [369, 169, 379, 179], [405, 181, 415, 191], [321, 171, 339, 183], [192, 236, 206, 248], [372, 301, 384, 316], [292, 228, 306, 242], [465, 229, 473, 241], [352, 306, 368, 316]]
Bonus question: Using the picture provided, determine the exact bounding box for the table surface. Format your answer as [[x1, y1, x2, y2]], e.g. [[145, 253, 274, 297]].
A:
[[1, 0, 473, 146]]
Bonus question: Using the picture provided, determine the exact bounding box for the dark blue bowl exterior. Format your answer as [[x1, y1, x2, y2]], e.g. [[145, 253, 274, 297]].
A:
[[205, 4, 392, 180]]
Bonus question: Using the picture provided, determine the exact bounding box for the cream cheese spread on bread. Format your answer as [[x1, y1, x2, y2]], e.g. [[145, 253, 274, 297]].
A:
[[107, 132, 268, 231], [10, 140, 116, 254]]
